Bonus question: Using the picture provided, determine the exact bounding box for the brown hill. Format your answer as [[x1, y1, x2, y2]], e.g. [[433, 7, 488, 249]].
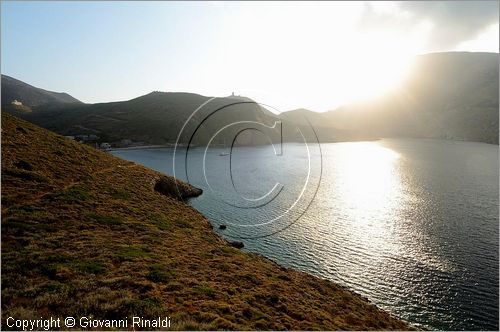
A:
[[1, 113, 409, 330], [1, 74, 82, 108]]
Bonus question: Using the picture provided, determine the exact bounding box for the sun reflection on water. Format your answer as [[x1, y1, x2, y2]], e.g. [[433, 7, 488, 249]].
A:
[[327, 142, 403, 261], [111, 140, 500, 330]]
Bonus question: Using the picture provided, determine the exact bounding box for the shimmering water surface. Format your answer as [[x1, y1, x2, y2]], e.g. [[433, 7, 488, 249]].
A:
[[112, 139, 499, 330]]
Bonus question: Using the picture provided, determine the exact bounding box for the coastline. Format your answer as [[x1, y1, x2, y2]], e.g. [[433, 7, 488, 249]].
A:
[[2, 113, 411, 330], [107, 145, 171, 151], [106, 135, 500, 154]]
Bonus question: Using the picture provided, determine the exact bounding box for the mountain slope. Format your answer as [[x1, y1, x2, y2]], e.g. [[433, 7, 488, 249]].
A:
[[321, 52, 499, 144], [1, 74, 82, 109], [8, 91, 280, 145], [1, 113, 409, 330], [279, 108, 377, 142]]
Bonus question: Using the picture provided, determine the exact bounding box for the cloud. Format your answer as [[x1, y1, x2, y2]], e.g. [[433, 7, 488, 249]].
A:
[[359, 1, 499, 51]]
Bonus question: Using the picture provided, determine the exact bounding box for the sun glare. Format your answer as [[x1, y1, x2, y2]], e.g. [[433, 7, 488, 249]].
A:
[[326, 141, 403, 259], [195, 2, 422, 112], [337, 33, 417, 104], [344, 54, 414, 103]]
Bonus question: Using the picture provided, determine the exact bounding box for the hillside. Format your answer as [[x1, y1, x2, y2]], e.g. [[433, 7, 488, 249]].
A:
[[6, 91, 281, 146], [2, 89, 376, 145], [277, 52, 499, 144], [321, 52, 499, 144], [279, 109, 377, 142], [1, 74, 82, 109], [1, 113, 409, 330]]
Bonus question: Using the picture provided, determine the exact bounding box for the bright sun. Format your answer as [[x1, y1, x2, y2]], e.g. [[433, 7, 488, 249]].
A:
[[350, 54, 414, 101], [203, 2, 422, 112], [337, 33, 417, 104]]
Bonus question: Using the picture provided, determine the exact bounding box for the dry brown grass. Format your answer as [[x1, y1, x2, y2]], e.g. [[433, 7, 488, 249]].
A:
[[1, 113, 411, 330]]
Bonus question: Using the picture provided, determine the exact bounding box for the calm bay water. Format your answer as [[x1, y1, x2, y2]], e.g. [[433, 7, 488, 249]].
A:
[[112, 139, 499, 330]]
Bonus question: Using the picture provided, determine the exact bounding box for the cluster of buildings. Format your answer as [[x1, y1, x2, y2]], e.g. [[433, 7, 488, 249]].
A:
[[64, 135, 144, 150]]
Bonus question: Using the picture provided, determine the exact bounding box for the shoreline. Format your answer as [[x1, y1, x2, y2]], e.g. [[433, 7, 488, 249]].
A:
[[2, 113, 412, 330], [110, 143, 414, 329], [106, 136, 499, 153], [107, 144, 171, 151]]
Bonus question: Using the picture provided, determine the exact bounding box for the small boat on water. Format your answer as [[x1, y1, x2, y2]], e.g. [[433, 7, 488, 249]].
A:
[[219, 139, 230, 156]]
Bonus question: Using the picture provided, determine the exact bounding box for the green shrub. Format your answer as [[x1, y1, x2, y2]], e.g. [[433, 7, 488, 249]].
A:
[[146, 264, 174, 283], [195, 284, 216, 298], [116, 245, 151, 261], [149, 213, 171, 231], [51, 185, 91, 202], [111, 189, 132, 200], [76, 260, 106, 274], [88, 213, 122, 225]]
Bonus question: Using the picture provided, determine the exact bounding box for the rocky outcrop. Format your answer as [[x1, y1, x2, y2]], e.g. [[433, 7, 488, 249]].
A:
[[154, 175, 203, 200]]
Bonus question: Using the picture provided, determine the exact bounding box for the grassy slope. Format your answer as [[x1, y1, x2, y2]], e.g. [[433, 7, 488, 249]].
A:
[[1, 113, 409, 330]]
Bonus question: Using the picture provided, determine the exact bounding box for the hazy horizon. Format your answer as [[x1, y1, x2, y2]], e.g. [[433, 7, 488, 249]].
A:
[[2, 1, 499, 112]]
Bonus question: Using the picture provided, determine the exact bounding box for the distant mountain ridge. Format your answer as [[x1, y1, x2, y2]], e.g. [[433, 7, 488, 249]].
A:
[[3, 89, 281, 146], [1, 74, 82, 108], [2, 52, 498, 144], [280, 52, 499, 144]]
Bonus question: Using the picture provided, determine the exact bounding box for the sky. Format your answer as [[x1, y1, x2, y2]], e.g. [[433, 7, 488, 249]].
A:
[[2, 1, 499, 112]]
